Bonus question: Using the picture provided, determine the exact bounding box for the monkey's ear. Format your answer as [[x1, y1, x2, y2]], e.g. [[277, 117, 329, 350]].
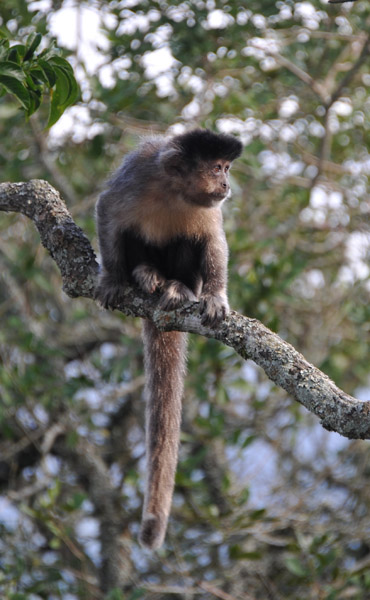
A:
[[159, 147, 187, 176]]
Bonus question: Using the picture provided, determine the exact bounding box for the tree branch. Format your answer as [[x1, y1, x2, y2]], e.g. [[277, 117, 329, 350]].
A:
[[1, 180, 369, 440], [0, 179, 99, 298], [54, 429, 133, 592], [328, 0, 358, 4]]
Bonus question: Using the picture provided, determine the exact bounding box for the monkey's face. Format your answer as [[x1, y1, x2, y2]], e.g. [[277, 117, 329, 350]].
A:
[[185, 159, 231, 207]]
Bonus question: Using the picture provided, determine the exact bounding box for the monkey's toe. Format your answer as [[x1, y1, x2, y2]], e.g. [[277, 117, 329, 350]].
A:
[[95, 284, 125, 309], [133, 264, 166, 294], [159, 280, 197, 311], [199, 293, 229, 327]]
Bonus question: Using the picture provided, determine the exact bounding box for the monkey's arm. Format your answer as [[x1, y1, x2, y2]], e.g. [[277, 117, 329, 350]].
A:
[[199, 227, 230, 326], [95, 193, 129, 308]]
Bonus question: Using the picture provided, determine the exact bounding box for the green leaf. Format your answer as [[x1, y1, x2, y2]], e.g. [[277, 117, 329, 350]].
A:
[[0, 41, 9, 62], [0, 61, 26, 81], [249, 508, 266, 520], [230, 544, 262, 560], [48, 479, 61, 503], [241, 434, 256, 449], [47, 73, 70, 127], [54, 65, 73, 104], [127, 590, 145, 600], [46, 58, 79, 127], [50, 537, 61, 549], [64, 492, 87, 511], [23, 32, 42, 61], [26, 73, 42, 91], [0, 75, 30, 110], [8, 44, 26, 64], [48, 55, 76, 81], [38, 59, 57, 87], [285, 557, 308, 578], [106, 589, 125, 600], [27, 89, 42, 116], [38, 40, 57, 61], [237, 486, 250, 506]]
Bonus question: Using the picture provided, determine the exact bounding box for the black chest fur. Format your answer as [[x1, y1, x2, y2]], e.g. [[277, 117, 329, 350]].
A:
[[123, 229, 205, 293]]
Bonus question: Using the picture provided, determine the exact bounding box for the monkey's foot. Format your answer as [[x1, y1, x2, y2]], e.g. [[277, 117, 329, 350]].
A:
[[95, 278, 126, 309], [199, 292, 229, 327], [159, 280, 197, 311], [132, 264, 166, 294]]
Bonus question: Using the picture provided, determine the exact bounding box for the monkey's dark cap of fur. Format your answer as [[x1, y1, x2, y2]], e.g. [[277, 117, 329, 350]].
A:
[[175, 129, 243, 163]]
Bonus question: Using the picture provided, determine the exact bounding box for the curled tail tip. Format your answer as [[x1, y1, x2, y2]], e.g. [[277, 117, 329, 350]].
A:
[[139, 514, 166, 550]]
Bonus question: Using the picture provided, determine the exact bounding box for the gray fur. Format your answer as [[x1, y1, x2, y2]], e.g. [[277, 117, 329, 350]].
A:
[[95, 129, 242, 549], [140, 321, 187, 549]]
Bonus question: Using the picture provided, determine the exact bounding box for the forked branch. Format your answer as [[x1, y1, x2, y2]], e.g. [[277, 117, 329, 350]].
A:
[[0, 179, 369, 439]]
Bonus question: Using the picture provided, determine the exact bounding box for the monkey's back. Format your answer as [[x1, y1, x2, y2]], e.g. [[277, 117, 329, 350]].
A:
[[106, 137, 166, 197]]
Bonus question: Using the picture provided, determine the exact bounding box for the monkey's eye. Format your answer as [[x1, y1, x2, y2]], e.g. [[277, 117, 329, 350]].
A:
[[213, 164, 222, 173]]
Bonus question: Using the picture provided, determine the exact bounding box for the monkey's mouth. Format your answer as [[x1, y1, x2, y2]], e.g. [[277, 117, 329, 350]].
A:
[[189, 190, 229, 207], [212, 191, 229, 201]]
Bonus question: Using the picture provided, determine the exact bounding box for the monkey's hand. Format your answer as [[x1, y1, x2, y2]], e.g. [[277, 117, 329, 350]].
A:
[[132, 264, 166, 294], [95, 273, 126, 309], [199, 292, 229, 327], [159, 280, 197, 311]]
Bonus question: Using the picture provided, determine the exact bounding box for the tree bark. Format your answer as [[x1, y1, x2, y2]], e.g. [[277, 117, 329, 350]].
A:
[[1, 179, 369, 440]]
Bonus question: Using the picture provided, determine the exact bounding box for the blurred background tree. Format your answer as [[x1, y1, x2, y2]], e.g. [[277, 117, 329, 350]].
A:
[[0, 0, 369, 598]]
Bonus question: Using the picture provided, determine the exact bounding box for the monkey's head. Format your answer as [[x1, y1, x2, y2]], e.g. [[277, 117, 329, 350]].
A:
[[161, 129, 243, 208]]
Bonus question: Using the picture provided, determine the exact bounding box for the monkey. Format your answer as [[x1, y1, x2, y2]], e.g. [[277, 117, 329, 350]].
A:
[[95, 128, 242, 550]]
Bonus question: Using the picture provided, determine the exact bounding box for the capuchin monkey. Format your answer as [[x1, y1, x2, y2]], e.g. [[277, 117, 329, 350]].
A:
[[95, 129, 242, 550]]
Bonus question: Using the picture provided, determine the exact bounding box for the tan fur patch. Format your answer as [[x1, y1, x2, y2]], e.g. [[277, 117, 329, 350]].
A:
[[122, 191, 223, 244]]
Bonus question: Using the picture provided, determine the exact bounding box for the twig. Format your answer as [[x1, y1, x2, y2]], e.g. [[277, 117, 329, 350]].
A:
[[247, 41, 328, 102], [327, 33, 370, 107], [30, 116, 78, 206], [199, 580, 256, 600], [54, 429, 134, 592], [314, 33, 370, 183], [328, 0, 358, 4]]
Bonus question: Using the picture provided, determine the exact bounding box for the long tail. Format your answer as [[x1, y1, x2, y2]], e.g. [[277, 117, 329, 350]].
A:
[[139, 320, 187, 550]]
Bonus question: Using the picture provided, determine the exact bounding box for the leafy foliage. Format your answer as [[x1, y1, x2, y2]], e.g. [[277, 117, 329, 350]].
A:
[[0, 30, 79, 126]]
